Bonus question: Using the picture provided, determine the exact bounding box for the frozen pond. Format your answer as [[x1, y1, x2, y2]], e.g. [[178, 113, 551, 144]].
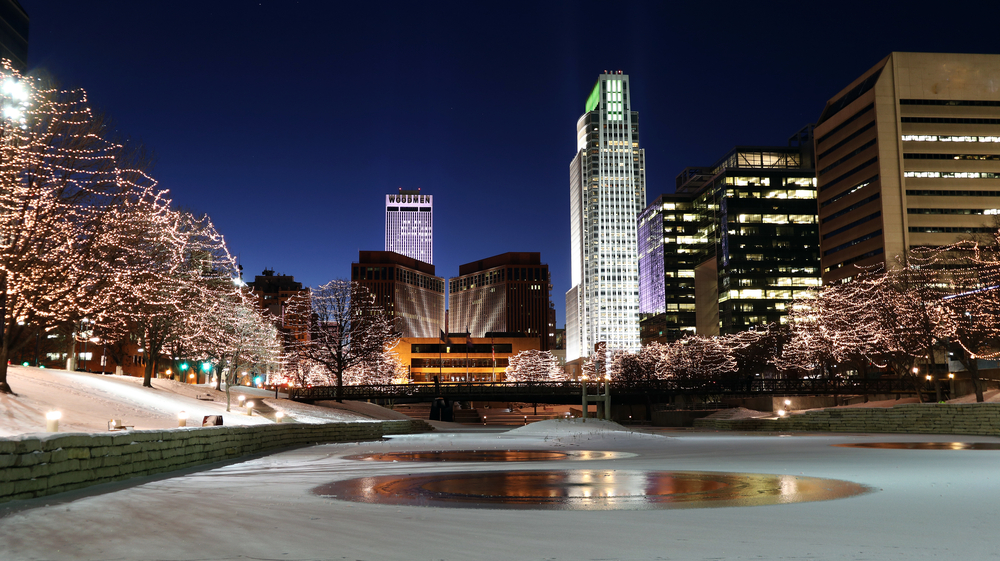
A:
[[1, 420, 999, 560], [316, 468, 871, 510]]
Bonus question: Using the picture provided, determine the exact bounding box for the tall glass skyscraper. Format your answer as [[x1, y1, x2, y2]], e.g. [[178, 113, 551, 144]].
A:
[[566, 72, 646, 361], [385, 189, 433, 265]]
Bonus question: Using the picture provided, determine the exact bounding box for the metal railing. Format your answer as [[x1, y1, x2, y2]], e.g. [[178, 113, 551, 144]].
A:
[[288, 377, 921, 404]]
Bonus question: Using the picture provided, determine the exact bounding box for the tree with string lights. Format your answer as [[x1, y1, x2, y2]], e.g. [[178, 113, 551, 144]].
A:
[[284, 280, 397, 402], [344, 348, 407, 386], [504, 349, 564, 382], [0, 63, 161, 394]]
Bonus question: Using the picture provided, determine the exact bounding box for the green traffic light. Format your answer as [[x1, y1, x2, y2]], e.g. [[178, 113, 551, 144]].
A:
[[180, 363, 189, 370], [201, 362, 211, 372]]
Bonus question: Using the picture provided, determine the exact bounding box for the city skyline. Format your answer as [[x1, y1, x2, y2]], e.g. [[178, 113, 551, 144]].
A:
[[17, 1, 1000, 327]]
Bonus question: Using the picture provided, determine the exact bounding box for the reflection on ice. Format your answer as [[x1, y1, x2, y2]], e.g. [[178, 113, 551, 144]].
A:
[[345, 450, 632, 462], [314, 469, 872, 510], [835, 442, 1000, 450]]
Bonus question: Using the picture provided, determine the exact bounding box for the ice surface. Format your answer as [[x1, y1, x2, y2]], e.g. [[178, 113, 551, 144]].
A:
[[3, 423, 999, 560]]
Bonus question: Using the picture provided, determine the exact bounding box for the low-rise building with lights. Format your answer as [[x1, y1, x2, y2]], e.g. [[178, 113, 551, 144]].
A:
[[394, 334, 542, 383]]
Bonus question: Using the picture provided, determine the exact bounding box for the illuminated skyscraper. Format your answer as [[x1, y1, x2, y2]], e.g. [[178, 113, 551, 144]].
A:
[[385, 188, 432, 265], [638, 132, 821, 343], [566, 71, 646, 361]]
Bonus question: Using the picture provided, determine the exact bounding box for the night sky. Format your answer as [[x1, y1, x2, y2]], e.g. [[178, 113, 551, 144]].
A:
[[18, 0, 1000, 326]]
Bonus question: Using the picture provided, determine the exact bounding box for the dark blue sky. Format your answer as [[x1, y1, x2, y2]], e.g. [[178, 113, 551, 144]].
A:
[[19, 1, 1000, 325]]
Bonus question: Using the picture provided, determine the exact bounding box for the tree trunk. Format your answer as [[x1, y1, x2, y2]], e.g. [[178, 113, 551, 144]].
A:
[[336, 371, 343, 403], [143, 349, 154, 387], [968, 358, 984, 402], [0, 347, 11, 394]]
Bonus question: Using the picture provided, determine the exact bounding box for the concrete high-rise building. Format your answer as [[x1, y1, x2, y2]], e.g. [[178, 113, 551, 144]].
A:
[[639, 129, 821, 341], [352, 251, 444, 338], [0, 1, 28, 72], [246, 269, 309, 345], [385, 188, 433, 265], [448, 252, 553, 350], [566, 71, 646, 361], [816, 52, 1000, 284]]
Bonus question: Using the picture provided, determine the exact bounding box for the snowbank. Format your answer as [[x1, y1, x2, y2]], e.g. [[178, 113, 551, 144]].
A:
[[504, 417, 665, 439], [0, 366, 377, 436]]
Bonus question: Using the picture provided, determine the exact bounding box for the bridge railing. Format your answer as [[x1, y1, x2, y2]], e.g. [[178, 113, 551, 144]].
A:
[[288, 377, 920, 402]]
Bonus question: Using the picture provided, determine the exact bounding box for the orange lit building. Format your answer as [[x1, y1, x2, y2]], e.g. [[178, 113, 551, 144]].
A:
[[394, 335, 541, 383]]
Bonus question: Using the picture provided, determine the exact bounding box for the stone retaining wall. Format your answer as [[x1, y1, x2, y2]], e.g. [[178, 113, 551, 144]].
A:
[[693, 403, 1000, 436], [0, 420, 432, 504]]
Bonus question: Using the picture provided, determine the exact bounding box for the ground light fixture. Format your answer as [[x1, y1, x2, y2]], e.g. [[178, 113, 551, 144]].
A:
[[276, 411, 284, 422], [237, 395, 246, 406], [777, 409, 787, 417], [246, 401, 255, 416], [45, 411, 61, 432], [177, 411, 188, 427]]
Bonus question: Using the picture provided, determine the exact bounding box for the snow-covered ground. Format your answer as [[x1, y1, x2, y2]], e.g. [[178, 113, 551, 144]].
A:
[[3, 369, 1000, 559], [2, 418, 999, 560], [0, 366, 404, 435]]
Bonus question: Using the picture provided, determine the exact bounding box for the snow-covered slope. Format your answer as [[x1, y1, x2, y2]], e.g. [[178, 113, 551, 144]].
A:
[[0, 366, 379, 436]]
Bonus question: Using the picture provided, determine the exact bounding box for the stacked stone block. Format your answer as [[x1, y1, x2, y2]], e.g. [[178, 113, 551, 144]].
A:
[[0, 420, 431, 504], [693, 403, 1000, 436]]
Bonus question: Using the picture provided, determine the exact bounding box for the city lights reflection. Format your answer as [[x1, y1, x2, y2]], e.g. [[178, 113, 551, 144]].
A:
[[345, 450, 633, 462], [835, 442, 1000, 450], [314, 469, 872, 510]]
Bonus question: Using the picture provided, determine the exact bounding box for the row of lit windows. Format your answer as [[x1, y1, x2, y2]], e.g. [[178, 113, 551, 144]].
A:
[[902, 135, 1000, 143], [906, 189, 1000, 197], [722, 188, 816, 200], [901, 117, 1000, 124], [908, 226, 995, 234], [904, 171, 1000, 179], [734, 214, 816, 224], [907, 208, 1000, 215], [726, 287, 817, 300], [904, 153, 1000, 161]]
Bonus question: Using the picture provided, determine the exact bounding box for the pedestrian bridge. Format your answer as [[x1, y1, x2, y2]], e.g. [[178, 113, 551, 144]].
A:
[[288, 377, 921, 405]]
